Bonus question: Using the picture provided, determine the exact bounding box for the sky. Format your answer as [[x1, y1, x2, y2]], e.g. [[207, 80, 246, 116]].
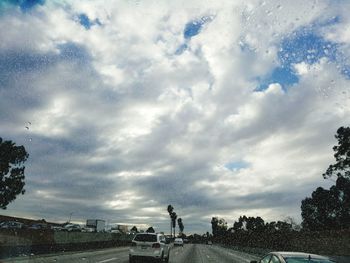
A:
[[0, 0, 350, 234]]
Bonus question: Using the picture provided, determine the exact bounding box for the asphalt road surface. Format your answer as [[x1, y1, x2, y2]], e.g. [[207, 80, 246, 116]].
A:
[[3, 244, 260, 263]]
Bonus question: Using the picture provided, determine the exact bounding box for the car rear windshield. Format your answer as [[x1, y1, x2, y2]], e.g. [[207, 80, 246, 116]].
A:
[[134, 234, 157, 242], [285, 258, 335, 263]]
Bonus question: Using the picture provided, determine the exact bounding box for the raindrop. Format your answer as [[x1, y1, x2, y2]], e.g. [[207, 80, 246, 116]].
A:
[[266, 10, 272, 16], [25, 121, 31, 130]]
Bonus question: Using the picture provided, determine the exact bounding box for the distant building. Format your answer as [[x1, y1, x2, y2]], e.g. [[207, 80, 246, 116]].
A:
[[86, 219, 105, 232]]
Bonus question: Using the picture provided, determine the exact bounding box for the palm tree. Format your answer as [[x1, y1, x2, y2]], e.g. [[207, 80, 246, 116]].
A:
[[171, 212, 177, 237], [167, 205, 174, 237]]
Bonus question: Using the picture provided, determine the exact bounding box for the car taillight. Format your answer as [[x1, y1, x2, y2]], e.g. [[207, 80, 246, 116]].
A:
[[152, 243, 160, 248], [131, 242, 136, 246]]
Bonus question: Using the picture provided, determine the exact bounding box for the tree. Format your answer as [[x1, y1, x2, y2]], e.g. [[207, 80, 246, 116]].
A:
[[171, 211, 177, 237], [146, 226, 155, 233], [232, 216, 265, 232], [323, 126, 350, 179], [211, 217, 227, 237], [301, 127, 350, 230], [177, 218, 184, 235], [0, 138, 29, 209], [167, 205, 174, 237], [130, 226, 138, 233], [301, 176, 350, 230]]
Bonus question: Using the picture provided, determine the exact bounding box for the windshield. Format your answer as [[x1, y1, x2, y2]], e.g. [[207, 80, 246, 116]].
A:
[[0, 0, 349, 262]]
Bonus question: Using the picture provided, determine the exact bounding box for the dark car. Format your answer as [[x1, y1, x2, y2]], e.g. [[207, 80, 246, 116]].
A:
[[251, 252, 336, 263]]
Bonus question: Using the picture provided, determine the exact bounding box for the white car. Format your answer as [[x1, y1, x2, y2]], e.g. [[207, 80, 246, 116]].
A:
[[64, 224, 81, 232], [174, 237, 184, 246], [129, 233, 170, 263]]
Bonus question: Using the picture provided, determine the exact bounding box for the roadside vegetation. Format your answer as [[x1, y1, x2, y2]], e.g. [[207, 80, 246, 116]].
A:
[[208, 127, 350, 256]]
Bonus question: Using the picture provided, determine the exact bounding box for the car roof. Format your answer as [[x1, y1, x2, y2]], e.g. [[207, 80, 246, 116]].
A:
[[272, 252, 331, 260]]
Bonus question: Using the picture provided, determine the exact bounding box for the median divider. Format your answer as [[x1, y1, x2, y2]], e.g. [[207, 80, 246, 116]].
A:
[[0, 229, 132, 259]]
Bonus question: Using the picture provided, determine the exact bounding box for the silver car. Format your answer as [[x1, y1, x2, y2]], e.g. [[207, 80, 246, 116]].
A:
[[129, 233, 170, 263], [251, 252, 337, 263]]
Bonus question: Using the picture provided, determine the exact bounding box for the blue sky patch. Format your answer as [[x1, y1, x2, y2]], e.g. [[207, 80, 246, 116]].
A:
[[256, 67, 299, 91], [184, 16, 213, 39], [256, 27, 343, 91], [176, 16, 213, 55], [78, 13, 102, 30], [279, 32, 338, 67], [0, 0, 45, 11], [79, 14, 91, 29], [225, 161, 249, 171]]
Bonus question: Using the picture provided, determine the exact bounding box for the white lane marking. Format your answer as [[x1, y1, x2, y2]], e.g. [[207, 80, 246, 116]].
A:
[[97, 258, 117, 263]]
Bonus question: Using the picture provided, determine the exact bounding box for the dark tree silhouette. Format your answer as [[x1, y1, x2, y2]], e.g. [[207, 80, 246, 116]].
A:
[[146, 226, 155, 233], [167, 205, 174, 237], [130, 226, 138, 233], [211, 217, 227, 237], [0, 138, 29, 209], [301, 176, 350, 230], [171, 211, 177, 237], [323, 126, 350, 179], [177, 217, 184, 235], [301, 127, 350, 230]]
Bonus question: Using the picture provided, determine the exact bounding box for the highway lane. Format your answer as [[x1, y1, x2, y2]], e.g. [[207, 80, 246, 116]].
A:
[[3, 244, 260, 263], [169, 244, 260, 263]]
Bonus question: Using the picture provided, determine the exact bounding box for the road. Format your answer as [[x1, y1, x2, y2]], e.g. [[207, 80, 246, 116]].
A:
[[3, 244, 260, 263]]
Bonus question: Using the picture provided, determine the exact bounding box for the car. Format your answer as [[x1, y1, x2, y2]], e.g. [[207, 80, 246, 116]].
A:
[[64, 224, 82, 232], [28, 223, 48, 230], [0, 221, 23, 229], [81, 226, 95, 233], [250, 252, 337, 263], [51, 226, 64, 231], [174, 237, 184, 246], [129, 233, 170, 263], [206, 240, 212, 245]]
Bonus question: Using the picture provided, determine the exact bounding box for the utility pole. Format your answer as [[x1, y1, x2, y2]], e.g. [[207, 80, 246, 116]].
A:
[[68, 212, 73, 223]]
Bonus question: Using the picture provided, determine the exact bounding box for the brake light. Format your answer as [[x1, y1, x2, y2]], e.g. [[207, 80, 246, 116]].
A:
[[131, 242, 136, 246], [152, 243, 160, 248]]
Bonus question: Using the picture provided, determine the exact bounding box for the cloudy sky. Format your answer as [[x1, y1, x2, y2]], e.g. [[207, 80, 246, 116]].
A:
[[0, 0, 350, 234]]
